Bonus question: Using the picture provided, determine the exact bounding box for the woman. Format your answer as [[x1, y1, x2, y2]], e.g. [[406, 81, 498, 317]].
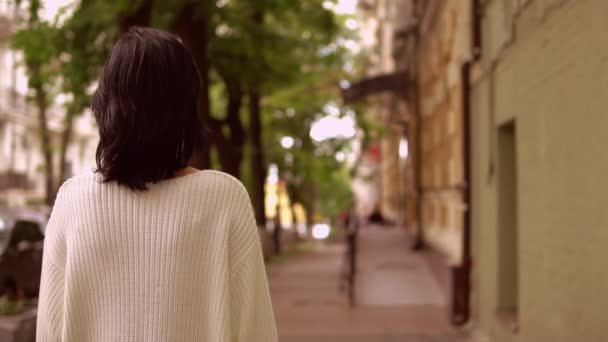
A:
[[37, 27, 277, 341]]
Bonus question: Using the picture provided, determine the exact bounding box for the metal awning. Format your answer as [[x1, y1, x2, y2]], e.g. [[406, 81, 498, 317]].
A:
[[341, 71, 408, 104]]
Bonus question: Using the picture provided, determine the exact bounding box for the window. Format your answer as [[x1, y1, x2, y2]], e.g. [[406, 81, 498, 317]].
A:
[[496, 120, 518, 332]]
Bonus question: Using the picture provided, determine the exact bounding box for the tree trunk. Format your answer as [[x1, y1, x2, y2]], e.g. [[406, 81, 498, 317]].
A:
[[172, 3, 212, 170], [192, 57, 212, 170], [304, 181, 316, 239], [249, 89, 266, 226], [249, 7, 266, 227], [118, 0, 153, 34], [34, 83, 54, 206], [200, 76, 245, 178], [58, 111, 75, 186], [217, 78, 244, 178]]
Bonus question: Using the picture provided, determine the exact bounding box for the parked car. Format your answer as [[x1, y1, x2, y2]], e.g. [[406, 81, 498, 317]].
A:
[[0, 208, 48, 298]]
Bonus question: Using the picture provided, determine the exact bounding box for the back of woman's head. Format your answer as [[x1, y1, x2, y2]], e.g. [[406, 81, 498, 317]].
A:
[[92, 26, 202, 190]]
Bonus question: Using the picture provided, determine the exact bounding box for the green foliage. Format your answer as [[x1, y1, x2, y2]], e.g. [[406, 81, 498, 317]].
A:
[[259, 3, 360, 221], [207, 0, 339, 91], [202, 0, 355, 219], [14, 0, 131, 116], [0, 295, 25, 316], [11, 21, 57, 92], [56, 1, 116, 117], [311, 156, 354, 220]]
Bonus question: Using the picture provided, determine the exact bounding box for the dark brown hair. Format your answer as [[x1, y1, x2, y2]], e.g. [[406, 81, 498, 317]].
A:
[[92, 26, 202, 190]]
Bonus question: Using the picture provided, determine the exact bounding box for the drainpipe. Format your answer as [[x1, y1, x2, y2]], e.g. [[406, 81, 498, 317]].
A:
[[411, 1, 425, 251], [452, 61, 473, 325], [452, 0, 482, 326]]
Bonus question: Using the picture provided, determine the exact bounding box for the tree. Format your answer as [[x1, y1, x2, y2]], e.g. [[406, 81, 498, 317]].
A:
[[259, 5, 361, 224], [12, 0, 59, 205], [13, 0, 358, 227], [237, 0, 342, 225], [55, 1, 118, 185], [11, 0, 120, 204], [165, 1, 213, 170], [167, 0, 344, 222]]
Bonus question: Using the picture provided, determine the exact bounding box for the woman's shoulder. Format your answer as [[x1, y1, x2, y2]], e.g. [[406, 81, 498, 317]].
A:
[[49, 171, 98, 212], [197, 170, 252, 213], [56, 169, 251, 205], [56, 170, 97, 194], [199, 170, 248, 195]]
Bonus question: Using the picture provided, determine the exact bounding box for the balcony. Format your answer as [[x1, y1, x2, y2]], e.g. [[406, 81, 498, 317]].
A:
[[0, 15, 12, 41], [0, 172, 34, 192]]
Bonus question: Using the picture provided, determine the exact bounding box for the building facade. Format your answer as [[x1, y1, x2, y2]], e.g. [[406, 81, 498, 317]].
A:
[[349, 0, 473, 322], [416, 0, 471, 265], [352, 0, 608, 340], [351, 0, 470, 262], [352, 0, 408, 224], [470, 0, 608, 341]]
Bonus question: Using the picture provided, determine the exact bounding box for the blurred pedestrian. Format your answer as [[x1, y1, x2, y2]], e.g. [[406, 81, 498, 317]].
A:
[[36, 27, 277, 342]]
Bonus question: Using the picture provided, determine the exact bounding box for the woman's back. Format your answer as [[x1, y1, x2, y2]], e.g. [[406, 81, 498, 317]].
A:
[[37, 170, 277, 341]]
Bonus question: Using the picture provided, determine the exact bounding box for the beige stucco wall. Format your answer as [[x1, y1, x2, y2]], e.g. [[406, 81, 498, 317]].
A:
[[471, 0, 608, 341]]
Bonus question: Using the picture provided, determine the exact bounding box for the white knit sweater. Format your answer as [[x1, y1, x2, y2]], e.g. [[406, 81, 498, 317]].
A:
[[36, 170, 277, 342]]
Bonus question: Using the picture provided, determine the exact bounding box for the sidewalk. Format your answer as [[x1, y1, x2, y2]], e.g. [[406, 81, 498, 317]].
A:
[[268, 224, 469, 342]]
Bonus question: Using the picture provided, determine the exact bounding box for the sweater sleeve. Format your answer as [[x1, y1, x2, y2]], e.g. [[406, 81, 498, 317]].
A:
[[229, 184, 278, 342], [37, 185, 69, 342]]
